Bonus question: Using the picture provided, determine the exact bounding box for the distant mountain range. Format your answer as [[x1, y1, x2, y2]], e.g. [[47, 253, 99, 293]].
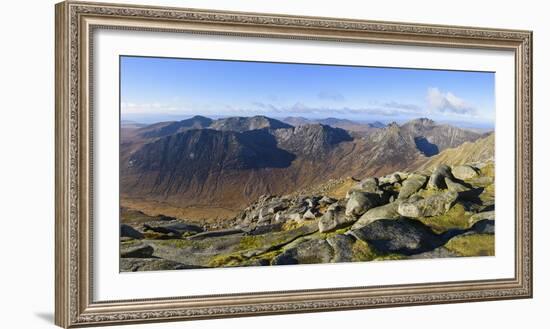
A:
[[120, 115, 491, 212], [282, 116, 385, 132]]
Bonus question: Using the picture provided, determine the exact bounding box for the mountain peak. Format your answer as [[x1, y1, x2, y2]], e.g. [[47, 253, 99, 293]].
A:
[[405, 117, 436, 127], [387, 121, 400, 129], [368, 121, 386, 128], [188, 115, 212, 121], [137, 116, 213, 138], [210, 116, 292, 132]]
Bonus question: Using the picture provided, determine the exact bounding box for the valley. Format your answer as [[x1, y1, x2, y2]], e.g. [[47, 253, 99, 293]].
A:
[[119, 115, 495, 271]]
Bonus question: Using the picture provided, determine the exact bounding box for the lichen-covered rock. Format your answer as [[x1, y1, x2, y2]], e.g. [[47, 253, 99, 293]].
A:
[[345, 191, 381, 217], [397, 191, 458, 218], [326, 234, 355, 262], [143, 221, 203, 239], [120, 157, 496, 271], [146, 223, 318, 267], [379, 172, 405, 185], [427, 165, 453, 189], [271, 239, 333, 265], [120, 241, 154, 258], [188, 228, 243, 240], [302, 209, 317, 220], [407, 247, 458, 259], [319, 196, 337, 206], [468, 211, 495, 225], [120, 258, 201, 271], [452, 165, 480, 180], [351, 202, 401, 229], [443, 233, 495, 257], [120, 224, 144, 240], [354, 177, 380, 193], [398, 174, 427, 199], [470, 219, 495, 234], [444, 177, 470, 193], [319, 205, 355, 233], [350, 218, 442, 255]]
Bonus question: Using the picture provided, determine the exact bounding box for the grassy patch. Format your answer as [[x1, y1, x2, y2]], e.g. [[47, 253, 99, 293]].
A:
[[327, 178, 358, 199], [444, 234, 495, 257], [120, 207, 157, 224], [416, 203, 471, 233]]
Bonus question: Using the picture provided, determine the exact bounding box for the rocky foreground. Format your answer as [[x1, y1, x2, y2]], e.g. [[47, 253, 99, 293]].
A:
[[120, 161, 495, 272]]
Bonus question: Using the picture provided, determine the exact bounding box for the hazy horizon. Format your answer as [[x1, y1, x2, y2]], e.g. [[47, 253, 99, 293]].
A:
[[121, 56, 496, 128], [120, 114, 495, 131]]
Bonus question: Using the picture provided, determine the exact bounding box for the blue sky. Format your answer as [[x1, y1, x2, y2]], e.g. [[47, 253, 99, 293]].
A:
[[120, 56, 495, 127]]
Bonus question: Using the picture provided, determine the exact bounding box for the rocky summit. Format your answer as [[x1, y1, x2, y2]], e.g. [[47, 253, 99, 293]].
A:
[[120, 160, 495, 271]]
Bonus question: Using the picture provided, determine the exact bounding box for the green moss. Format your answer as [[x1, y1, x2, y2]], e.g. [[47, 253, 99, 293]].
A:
[[281, 220, 307, 231], [208, 253, 246, 267], [444, 234, 495, 257], [351, 240, 377, 262], [351, 239, 407, 262], [415, 187, 441, 198], [254, 250, 281, 262], [238, 235, 264, 251], [416, 203, 471, 233], [332, 226, 352, 235], [374, 254, 406, 261], [121, 239, 141, 247], [209, 245, 284, 267], [154, 239, 193, 249]]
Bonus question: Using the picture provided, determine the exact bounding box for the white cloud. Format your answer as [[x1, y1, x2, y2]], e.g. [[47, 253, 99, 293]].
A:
[[383, 101, 421, 111], [121, 99, 427, 119], [250, 101, 424, 117], [426, 87, 476, 115], [121, 102, 180, 114]]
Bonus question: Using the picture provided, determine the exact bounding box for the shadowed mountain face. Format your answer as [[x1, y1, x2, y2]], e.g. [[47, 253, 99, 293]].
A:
[[400, 118, 480, 152], [274, 124, 353, 157], [129, 129, 296, 172], [121, 116, 485, 211]]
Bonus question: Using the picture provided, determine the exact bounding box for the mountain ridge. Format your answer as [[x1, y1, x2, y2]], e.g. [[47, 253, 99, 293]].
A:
[[121, 115, 487, 215]]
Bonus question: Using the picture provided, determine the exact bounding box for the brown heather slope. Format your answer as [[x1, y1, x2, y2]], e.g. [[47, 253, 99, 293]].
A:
[[411, 132, 494, 170]]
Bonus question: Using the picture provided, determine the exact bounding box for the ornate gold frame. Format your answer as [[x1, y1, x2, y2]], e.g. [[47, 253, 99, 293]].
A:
[[55, 1, 533, 327]]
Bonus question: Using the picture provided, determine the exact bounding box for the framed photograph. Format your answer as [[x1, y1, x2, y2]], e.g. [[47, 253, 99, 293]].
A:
[[55, 1, 532, 327]]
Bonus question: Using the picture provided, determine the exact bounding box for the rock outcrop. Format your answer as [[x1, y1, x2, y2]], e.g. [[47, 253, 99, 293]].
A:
[[120, 159, 495, 272]]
